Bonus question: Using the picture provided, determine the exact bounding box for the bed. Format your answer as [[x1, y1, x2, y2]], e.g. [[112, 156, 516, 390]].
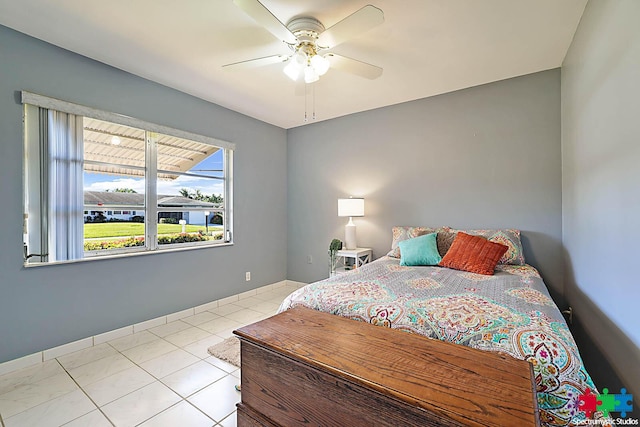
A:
[[279, 227, 602, 427]]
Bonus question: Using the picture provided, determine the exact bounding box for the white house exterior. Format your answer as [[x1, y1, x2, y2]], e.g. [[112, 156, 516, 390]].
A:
[[84, 191, 221, 225]]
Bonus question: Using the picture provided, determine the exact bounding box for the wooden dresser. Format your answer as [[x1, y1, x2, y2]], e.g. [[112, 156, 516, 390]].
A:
[[234, 307, 539, 427]]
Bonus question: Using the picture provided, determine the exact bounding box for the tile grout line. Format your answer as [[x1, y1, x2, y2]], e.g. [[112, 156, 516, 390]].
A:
[[0, 291, 292, 425], [0, 359, 86, 425], [128, 399, 187, 427], [56, 336, 211, 426], [53, 359, 116, 427], [60, 336, 189, 426], [99, 319, 241, 425], [139, 392, 216, 425], [68, 314, 241, 424]]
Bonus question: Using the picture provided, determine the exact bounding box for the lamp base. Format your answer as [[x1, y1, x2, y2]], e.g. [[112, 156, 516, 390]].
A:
[[345, 222, 357, 250]]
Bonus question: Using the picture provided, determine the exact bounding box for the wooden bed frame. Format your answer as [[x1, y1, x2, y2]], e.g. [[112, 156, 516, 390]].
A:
[[234, 306, 539, 426]]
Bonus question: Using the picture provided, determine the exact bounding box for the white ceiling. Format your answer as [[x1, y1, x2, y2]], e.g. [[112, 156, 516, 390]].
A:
[[0, 0, 587, 129]]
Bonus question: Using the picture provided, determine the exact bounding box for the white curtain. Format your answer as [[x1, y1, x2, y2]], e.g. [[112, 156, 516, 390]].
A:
[[47, 110, 84, 261]]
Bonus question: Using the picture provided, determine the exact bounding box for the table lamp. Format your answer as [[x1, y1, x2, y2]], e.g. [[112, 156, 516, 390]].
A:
[[338, 198, 364, 250]]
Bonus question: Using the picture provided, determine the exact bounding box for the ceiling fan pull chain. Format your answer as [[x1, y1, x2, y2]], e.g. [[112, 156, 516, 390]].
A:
[[312, 83, 316, 121]]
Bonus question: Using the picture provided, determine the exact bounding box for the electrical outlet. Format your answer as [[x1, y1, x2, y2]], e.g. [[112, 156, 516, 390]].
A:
[[245, 271, 251, 281], [307, 255, 313, 264]]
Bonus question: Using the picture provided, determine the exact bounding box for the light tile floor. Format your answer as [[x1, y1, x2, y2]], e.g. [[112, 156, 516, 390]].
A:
[[0, 283, 300, 427]]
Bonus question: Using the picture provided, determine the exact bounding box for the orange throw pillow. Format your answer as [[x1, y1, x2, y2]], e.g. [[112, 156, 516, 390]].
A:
[[438, 232, 508, 275]]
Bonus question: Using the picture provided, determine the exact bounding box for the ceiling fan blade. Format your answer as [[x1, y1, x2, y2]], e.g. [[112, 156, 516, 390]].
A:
[[233, 0, 297, 44], [222, 54, 288, 70], [317, 5, 384, 49], [326, 53, 383, 80]]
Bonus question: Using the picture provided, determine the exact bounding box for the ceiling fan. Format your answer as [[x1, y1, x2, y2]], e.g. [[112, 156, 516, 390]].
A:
[[224, 0, 384, 84]]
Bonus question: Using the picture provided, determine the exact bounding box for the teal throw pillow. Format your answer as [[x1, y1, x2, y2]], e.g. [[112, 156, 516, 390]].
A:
[[398, 232, 442, 266]]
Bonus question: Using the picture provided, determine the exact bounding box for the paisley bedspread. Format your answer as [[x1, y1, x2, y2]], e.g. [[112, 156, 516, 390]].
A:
[[279, 256, 599, 426]]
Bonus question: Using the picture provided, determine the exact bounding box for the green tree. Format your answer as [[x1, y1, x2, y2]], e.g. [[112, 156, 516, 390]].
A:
[[179, 188, 223, 204], [208, 194, 223, 204]]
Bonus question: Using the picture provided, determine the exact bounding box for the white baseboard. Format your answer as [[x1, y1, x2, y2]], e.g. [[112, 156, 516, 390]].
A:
[[0, 280, 294, 377], [286, 280, 307, 288]]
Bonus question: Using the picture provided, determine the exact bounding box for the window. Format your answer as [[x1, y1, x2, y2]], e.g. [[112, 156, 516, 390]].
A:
[[22, 92, 234, 264]]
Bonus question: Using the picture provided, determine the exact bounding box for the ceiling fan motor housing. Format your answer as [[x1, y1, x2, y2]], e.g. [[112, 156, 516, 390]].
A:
[[287, 17, 325, 51], [287, 17, 325, 36]]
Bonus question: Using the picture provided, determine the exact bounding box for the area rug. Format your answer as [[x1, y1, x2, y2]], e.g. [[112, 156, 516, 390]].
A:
[[207, 336, 240, 367]]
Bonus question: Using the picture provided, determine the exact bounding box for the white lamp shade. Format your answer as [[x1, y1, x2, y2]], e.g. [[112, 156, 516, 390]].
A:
[[338, 198, 364, 217], [283, 51, 307, 81], [310, 54, 330, 76], [304, 66, 319, 84], [292, 51, 307, 67], [283, 61, 300, 81]]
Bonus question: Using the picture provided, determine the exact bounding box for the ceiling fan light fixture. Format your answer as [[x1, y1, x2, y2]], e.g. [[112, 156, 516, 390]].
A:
[[227, 1, 385, 87], [310, 54, 330, 76], [292, 50, 307, 67], [283, 59, 301, 81], [283, 50, 308, 80], [304, 66, 319, 84]]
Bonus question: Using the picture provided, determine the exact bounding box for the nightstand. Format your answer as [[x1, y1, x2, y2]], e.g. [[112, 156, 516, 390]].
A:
[[331, 248, 372, 276]]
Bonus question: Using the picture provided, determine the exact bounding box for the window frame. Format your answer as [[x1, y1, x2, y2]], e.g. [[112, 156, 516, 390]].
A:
[[22, 91, 235, 265]]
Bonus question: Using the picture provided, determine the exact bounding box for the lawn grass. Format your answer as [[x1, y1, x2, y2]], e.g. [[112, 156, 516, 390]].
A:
[[84, 222, 221, 238]]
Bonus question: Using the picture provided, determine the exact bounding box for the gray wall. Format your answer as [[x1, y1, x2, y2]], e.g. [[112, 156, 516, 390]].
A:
[[0, 25, 287, 363], [561, 0, 640, 397], [287, 70, 563, 302]]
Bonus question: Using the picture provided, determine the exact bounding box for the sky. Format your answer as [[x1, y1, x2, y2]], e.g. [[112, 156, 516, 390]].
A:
[[84, 150, 224, 196]]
